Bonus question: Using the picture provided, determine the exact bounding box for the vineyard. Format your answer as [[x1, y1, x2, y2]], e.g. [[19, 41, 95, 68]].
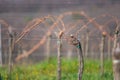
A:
[[0, 58, 113, 80], [0, 11, 120, 80]]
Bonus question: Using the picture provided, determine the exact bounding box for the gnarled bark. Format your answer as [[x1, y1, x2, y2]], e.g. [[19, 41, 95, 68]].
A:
[[67, 35, 84, 80]]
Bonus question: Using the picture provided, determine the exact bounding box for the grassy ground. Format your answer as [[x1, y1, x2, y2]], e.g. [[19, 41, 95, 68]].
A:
[[0, 58, 113, 80]]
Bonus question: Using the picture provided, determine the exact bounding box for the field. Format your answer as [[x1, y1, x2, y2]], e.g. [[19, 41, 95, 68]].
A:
[[0, 58, 113, 80]]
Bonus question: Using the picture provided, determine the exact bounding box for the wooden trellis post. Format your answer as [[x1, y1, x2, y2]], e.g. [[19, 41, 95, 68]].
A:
[[8, 27, 15, 80], [113, 43, 120, 80], [91, 46, 95, 59], [81, 35, 85, 57], [108, 38, 111, 59], [100, 32, 106, 76], [112, 30, 119, 80], [57, 38, 62, 80], [0, 24, 2, 66], [46, 34, 51, 60], [85, 30, 89, 58], [56, 31, 63, 80]]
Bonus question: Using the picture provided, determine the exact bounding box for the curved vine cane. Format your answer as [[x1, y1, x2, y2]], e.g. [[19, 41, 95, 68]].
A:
[[67, 34, 84, 80]]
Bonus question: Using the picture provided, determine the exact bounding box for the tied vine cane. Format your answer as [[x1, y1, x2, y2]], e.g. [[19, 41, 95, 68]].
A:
[[67, 35, 84, 80]]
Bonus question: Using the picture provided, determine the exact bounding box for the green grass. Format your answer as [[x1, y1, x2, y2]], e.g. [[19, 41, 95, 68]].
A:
[[0, 58, 113, 80]]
